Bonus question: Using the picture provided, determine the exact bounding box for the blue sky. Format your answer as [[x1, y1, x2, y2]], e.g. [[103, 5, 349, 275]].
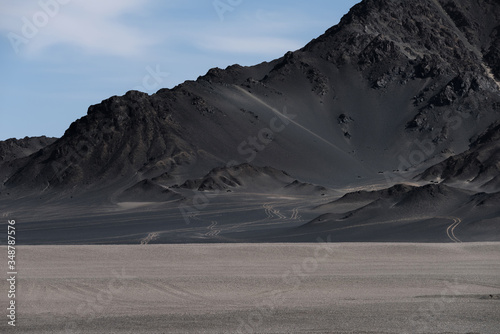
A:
[[0, 0, 360, 140]]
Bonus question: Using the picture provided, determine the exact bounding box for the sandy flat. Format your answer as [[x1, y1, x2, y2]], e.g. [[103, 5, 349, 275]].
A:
[[1, 243, 499, 333]]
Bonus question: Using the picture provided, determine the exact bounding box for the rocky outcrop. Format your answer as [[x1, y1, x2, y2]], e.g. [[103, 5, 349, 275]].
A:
[[2, 0, 500, 200], [420, 122, 500, 190], [0, 136, 57, 163]]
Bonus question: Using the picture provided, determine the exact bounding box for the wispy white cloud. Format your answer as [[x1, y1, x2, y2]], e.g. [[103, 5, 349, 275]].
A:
[[0, 0, 158, 57], [171, 8, 314, 57], [0, 0, 361, 140]]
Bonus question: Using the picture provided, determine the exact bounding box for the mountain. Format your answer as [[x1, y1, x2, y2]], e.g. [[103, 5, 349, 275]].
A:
[[1, 0, 499, 244], [0, 136, 57, 188], [0, 136, 57, 163], [117, 179, 185, 203], [419, 121, 500, 191], [174, 163, 331, 195], [290, 184, 499, 243]]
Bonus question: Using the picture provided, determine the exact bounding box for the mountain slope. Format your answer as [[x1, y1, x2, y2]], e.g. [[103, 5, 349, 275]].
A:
[[420, 121, 500, 191], [0, 136, 57, 163], [284, 184, 500, 242], [3, 0, 500, 198], [0, 136, 57, 188]]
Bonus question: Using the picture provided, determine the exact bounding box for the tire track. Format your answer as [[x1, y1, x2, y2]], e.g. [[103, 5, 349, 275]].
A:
[[446, 218, 462, 243], [205, 221, 221, 237], [263, 203, 286, 219], [140, 232, 159, 245], [290, 208, 301, 220]]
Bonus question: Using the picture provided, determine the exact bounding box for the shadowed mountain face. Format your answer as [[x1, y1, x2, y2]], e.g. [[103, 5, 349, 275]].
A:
[[0, 136, 57, 163], [173, 163, 331, 197], [0, 136, 57, 188], [177, 164, 295, 192], [1, 0, 499, 244], [291, 184, 500, 243], [419, 121, 500, 191]]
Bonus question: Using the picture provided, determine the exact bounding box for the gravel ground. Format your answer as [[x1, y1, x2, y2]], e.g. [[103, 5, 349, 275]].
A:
[[1, 243, 499, 333]]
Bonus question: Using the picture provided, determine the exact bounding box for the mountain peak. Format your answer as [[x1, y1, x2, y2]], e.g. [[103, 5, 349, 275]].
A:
[[2, 0, 500, 244], [3, 0, 500, 199], [303, 0, 500, 79]]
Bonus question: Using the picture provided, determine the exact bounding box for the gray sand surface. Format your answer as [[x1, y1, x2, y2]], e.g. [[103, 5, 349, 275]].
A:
[[1, 243, 499, 333]]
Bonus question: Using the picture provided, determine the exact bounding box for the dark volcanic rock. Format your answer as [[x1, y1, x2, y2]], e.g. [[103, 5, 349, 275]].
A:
[[117, 179, 184, 202], [2, 0, 500, 244], [484, 26, 500, 80], [178, 163, 293, 192], [333, 184, 416, 204], [2, 0, 500, 203], [0, 136, 58, 187], [420, 122, 500, 191], [4, 91, 197, 190], [0, 136, 57, 163]]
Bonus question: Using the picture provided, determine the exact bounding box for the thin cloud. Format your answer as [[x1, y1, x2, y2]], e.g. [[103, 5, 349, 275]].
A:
[[1, 0, 157, 57]]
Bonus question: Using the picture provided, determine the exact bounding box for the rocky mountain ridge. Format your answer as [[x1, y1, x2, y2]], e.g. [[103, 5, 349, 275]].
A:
[[1, 0, 499, 243]]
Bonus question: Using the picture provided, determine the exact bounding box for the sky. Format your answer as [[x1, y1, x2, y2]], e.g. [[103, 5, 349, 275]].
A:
[[0, 0, 360, 140]]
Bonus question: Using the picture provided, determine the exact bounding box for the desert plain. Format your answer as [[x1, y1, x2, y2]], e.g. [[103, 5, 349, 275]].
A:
[[1, 243, 499, 333]]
